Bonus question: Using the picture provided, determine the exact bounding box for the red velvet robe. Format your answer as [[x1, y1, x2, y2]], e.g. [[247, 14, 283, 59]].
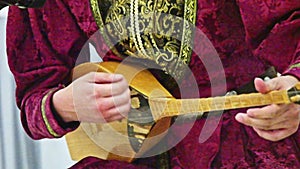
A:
[[6, 0, 300, 168]]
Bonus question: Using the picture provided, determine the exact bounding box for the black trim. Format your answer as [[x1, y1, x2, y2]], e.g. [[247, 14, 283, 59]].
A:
[[0, 0, 46, 8], [25, 0, 45, 8]]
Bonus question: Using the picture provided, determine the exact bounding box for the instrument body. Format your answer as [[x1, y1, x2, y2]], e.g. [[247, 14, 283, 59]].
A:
[[66, 61, 173, 162]]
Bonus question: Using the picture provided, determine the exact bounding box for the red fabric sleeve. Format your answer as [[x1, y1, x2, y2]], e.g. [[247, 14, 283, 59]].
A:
[[6, 0, 89, 139]]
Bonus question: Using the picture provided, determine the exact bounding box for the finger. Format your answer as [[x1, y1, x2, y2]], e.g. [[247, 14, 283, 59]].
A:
[[235, 113, 276, 129], [105, 101, 131, 117], [246, 104, 287, 119], [97, 90, 131, 111], [100, 99, 131, 119], [235, 113, 249, 126], [94, 79, 129, 97], [77, 110, 107, 123], [236, 106, 299, 130], [106, 114, 126, 122], [253, 127, 298, 142], [239, 116, 294, 130], [267, 119, 300, 130], [86, 72, 124, 83], [254, 77, 278, 94], [254, 76, 299, 94]]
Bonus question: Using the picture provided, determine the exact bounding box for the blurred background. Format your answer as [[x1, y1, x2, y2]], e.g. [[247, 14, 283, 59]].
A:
[[0, 7, 76, 169]]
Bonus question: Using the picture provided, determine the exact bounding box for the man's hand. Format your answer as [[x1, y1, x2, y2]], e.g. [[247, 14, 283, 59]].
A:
[[53, 72, 131, 123], [235, 75, 300, 141]]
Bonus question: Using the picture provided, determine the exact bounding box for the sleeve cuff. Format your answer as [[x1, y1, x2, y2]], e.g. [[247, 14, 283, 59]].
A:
[[41, 86, 79, 138]]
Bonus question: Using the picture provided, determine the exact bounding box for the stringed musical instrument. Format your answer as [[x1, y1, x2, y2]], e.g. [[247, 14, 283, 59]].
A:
[[65, 61, 300, 163]]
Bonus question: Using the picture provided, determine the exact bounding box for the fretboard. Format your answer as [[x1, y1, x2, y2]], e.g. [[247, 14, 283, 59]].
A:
[[149, 90, 291, 121]]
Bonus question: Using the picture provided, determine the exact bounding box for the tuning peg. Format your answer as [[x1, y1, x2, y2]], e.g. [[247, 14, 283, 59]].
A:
[[288, 83, 300, 104], [290, 95, 300, 104]]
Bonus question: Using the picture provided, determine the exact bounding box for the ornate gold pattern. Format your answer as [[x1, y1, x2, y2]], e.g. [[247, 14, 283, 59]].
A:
[[289, 63, 300, 69], [89, 0, 197, 80]]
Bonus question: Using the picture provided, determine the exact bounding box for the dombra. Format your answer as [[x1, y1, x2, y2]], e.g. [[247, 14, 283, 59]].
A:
[[65, 61, 300, 163]]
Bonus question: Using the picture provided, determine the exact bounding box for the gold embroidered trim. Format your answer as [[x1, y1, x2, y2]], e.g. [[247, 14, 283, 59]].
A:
[[180, 0, 197, 63], [289, 63, 300, 69], [41, 89, 60, 137], [89, 0, 197, 80], [89, 0, 123, 57]]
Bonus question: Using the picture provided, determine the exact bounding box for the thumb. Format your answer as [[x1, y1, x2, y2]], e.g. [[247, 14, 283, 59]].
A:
[[254, 77, 278, 94]]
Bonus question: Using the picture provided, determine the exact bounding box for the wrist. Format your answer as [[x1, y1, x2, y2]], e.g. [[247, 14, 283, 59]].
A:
[[52, 88, 78, 123]]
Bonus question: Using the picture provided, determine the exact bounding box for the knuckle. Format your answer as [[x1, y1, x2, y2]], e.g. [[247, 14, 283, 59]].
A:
[[264, 121, 274, 128], [257, 121, 272, 130], [86, 72, 97, 80], [126, 88, 131, 95], [95, 86, 109, 97], [243, 117, 253, 125], [124, 103, 131, 115], [259, 123, 271, 130], [97, 100, 110, 111], [112, 85, 122, 94], [101, 108, 115, 119], [269, 105, 279, 117], [122, 82, 129, 91], [108, 108, 121, 116], [264, 125, 272, 130], [125, 90, 131, 100], [100, 112, 110, 121], [104, 73, 114, 79], [269, 111, 277, 118], [291, 108, 300, 117]]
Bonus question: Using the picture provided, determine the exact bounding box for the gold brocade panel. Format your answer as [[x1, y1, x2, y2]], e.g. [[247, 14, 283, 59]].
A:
[[89, 0, 197, 80]]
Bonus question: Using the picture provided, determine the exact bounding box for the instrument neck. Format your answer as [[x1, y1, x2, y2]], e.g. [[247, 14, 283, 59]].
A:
[[149, 90, 291, 121]]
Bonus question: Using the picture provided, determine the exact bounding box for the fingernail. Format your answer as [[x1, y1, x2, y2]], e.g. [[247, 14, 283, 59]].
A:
[[114, 74, 123, 80], [235, 113, 244, 122], [246, 109, 254, 116], [254, 77, 260, 80], [254, 77, 263, 82]]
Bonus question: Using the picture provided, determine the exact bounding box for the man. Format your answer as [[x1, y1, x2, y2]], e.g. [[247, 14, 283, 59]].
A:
[[6, 0, 300, 168]]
